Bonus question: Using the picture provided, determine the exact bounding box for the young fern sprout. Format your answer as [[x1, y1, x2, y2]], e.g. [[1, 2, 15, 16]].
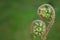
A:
[[30, 20, 46, 40], [37, 4, 55, 40], [30, 4, 55, 40], [37, 4, 55, 20]]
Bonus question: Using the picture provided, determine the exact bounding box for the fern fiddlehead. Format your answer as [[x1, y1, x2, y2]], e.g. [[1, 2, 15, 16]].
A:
[[30, 4, 55, 40]]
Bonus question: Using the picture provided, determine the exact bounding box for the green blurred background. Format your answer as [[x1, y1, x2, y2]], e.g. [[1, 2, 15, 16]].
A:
[[0, 0, 60, 40]]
